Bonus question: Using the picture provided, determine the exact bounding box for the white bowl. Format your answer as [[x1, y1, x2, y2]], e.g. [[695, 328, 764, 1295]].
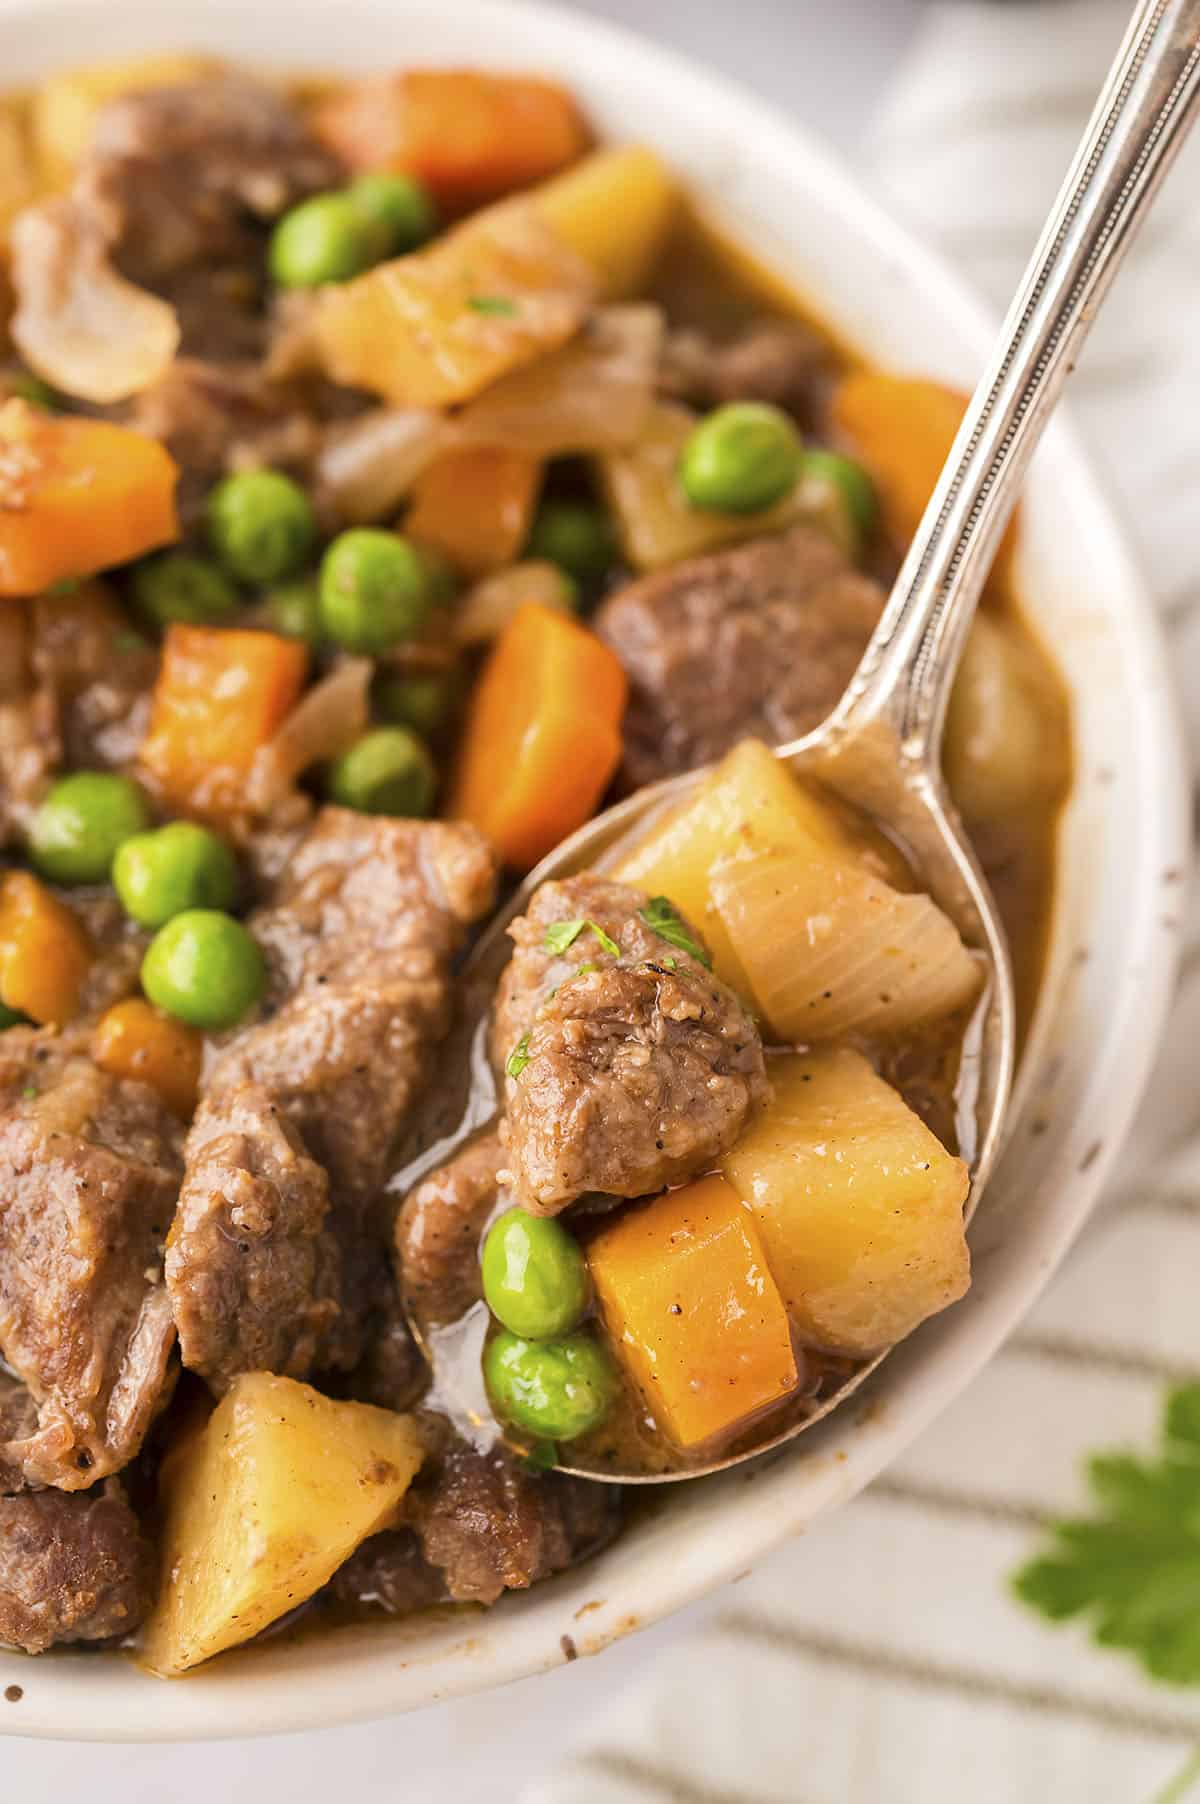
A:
[[0, 0, 1188, 1741]]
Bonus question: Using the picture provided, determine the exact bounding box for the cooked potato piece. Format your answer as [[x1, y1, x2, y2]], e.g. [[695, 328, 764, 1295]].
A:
[[614, 738, 905, 998], [944, 612, 1072, 826], [534, 145, 678, 301], [588, 1174, 798, 1450], [596, 403, 855, 573], [721, 1050, 970, 1357], [315, 204, 593, 407], [141, 1374, 424, 1677], [31, 54, 219, 187]]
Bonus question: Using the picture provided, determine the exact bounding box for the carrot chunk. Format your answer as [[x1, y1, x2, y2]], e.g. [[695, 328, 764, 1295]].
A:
[[0, 869, 92, 1025], [0, 400, 179, 596], [588, 1175, 799, 1452], [829, 372, 1018, 594], [316, 69, 590, 211], [92, 997, 203, 1119], [448, 601, 626, 871], [139, 626, 308, 825], [405, 446, 542, 577]]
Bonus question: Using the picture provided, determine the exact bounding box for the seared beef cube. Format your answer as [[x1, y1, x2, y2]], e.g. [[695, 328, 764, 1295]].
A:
[[408, 1440, 622, 1606], [0, 1033, 182, 1490], [340, 1284, 427, 1416], [327, 1528, 448, 1617], [81, 76, 342, 287], [0, 1481, 153, 1654], [168, 812, 498, 1387], [595, 524, 883, 789], [395, 1131, 506, 1331], [494, 877, 766, 1214], [659, 320, 831, 424], [212, 810, 498, 1207], [167, 1084, 341, 1391]]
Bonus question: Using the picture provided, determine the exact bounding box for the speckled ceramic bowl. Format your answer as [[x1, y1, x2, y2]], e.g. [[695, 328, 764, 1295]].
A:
[[0, 0, 1188, 1740]]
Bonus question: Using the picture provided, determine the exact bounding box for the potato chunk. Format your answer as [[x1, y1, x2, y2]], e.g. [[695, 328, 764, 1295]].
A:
[[315, 204, 593, 407], [721, 1050, 970, 1357], [534, 145, 678, 302], [142, 1374, 424, 1676], [944, 613, 1072, 827], [588, 1174, 798, 1450]]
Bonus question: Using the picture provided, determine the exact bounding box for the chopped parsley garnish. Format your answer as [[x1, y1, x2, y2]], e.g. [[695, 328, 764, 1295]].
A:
[[20, 1085, 37, 1100], [505, 1032, 532, 1079], [45, 577, 80, 599], [112, 629, 148, 655], [521, 1439, 558, 1472], [1013, 1383, 1200, 1684], [543, 918, 621, 959], [468, 294, 519, 317], [574, 961, 598, 978], [638, 896, 710, 968]]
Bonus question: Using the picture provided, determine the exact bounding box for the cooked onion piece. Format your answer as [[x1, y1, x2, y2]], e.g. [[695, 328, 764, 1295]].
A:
[[315, 407, 446, 525], [711, 846, 982, 1041], [246, 654, 371, 811], [9, 200, 179, 403], [458, 304, 664, 455]]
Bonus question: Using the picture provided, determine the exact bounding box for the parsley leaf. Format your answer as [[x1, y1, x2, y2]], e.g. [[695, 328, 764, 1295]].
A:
[[468, 294, 518, 317], [1013, 1384, 1200, 1685], [574, 961, 598, 979], [637, 896, 711, 969], [505, 1032, 532, 1080], [543, 918, 621, 959], [20, 1085, 37, 1100]]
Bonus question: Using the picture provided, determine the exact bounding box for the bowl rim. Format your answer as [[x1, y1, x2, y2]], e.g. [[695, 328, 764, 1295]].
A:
[[0, 0, 1190, 1742]]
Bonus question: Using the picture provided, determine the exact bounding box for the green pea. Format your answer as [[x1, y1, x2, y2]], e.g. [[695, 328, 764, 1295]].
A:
[[482, 1208, 589, 1340], [207, 470, 317, 587], [141, 909, 265, 1031], [526, 501, 616, 582], [28, 773, 151, 886], [374, 670, 457, 737], [679, 402, 803, 515], [113, 822, 238, 930], [326, 726, 436, 818], [484, 1330, 617, 1442], [800, 447, 877, 543], [269, 191, 377, 289], [0, 1001, 29, 1030], [319, 529, 433, 653], [267, 577, 324, 644], [348, 173, 439, 257], [131, 551, 240, 628]]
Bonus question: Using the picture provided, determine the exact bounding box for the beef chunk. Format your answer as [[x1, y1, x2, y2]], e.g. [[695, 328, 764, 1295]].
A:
[[29, 589, 158, 775], [81, 76, 341, 289], [327, 1527, 448, 1617], [69, 891, 149, 1021], [396, 1132, 505, 1331], [493, 877, 766, 1214], [0, 1481, 152, 1654], [659, 320, 831, 425], [0, 605, 54, 843], [214, 810, 497, 1205], [168, 812, 498, 1388], [596, 524, 883, 789], [408, 1439, 622, 1606], [0, 1033, 182, 1489], [339, 1285, 427, 1415], [167, 1084, 341, 1390]]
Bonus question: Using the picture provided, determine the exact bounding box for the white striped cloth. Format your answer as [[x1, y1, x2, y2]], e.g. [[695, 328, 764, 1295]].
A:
[[517, 6, 1200, 1801]]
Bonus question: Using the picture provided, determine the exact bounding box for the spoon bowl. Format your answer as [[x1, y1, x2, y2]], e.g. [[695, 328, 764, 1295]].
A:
[[401, 0, 1200, 1483]]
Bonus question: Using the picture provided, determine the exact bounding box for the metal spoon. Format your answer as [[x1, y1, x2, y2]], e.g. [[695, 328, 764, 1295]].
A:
[[405, 0, 1200, 1482]]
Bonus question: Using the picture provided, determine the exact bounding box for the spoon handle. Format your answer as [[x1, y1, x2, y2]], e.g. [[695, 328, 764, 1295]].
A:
[[835, 0, 1200, 759]]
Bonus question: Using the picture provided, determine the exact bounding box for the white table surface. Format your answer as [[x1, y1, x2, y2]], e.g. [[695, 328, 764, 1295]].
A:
[[3, 0, 922, 1791]]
